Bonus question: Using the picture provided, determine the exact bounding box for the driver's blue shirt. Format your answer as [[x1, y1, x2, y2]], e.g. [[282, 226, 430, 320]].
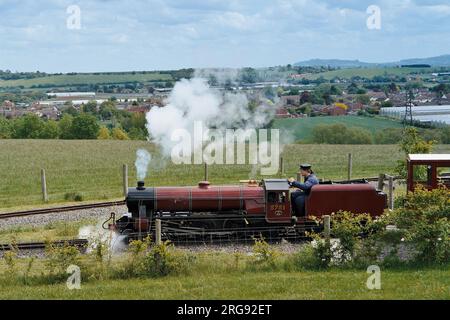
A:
[[289, 174, 319, 195]]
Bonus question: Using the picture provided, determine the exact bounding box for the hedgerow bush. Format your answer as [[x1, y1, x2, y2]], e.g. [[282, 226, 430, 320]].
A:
[[44, 241, 80, 278], [295, 187, 449, 269], [387, 186, 449, 264], [247, 237, 278, 270], [112, 237, 194, 279]]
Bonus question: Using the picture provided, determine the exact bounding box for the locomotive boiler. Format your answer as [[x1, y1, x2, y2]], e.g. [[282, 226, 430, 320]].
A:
[[113, 179, 387, 240]]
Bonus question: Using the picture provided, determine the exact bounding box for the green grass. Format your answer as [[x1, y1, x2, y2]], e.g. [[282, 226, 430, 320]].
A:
[[273, 116, 404, 141], [0, 73, 173, 89], [305, 67, 435, 80], [1, 140, 449, 210], [0, 254, 448, 299], [0, 218, 97, 242]]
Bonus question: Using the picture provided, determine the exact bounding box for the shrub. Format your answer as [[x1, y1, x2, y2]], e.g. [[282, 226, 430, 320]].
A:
[[142, 241, 184, 277], [388, 187, 449, 264], [3, 251, 18, 278], [395, 127, 434, 178], [299, 233, 332, 270], [64, 192, 84, 202], [113, 237, 193, 278], [295, 211, 388, 269], [44, 242, 80, 277], [97, 127, 111, 139], [312, 123, 373, 144], [111, 128, 129, 140], [249, 237, 277, 269]]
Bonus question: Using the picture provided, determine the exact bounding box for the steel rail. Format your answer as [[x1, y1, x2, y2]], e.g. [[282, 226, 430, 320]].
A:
[[0, 239, 89, 251], [0, 200, 125, 220]]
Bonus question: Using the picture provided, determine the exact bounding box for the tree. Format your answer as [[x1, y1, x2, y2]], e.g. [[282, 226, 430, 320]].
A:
[[381, 100, 393, 108], [71, 114, 100, 139], [239, 67, 258, 83], [388, 82, 399, 93], [311, 123, 373, 144], [440, 127, 450, 144], [13, 114, 44, 138], [356, 94, 370, 105], [99, 100, 117, 120], [374, 128, 404, 144], [395, 127, 434, 177], [128, 127, 147, 140], [347, 83, 360, 94], [39, 120, 60, 139], [0, 117, 12, 138], [83, 100, 98, 114], [97, 127, 111, 139], [111, 127, 129, 140], [59, 114, 74, 139], [300, 91, 311, 104]]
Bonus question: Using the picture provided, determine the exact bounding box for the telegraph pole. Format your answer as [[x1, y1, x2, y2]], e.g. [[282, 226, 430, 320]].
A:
[[403, 89, 414, 126]]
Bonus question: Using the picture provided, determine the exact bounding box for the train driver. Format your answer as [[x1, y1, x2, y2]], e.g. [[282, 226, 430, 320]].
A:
[[288, 164, 319, 216]]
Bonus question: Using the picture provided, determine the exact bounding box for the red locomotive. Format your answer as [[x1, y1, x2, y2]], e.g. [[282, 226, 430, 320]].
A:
[[113, 178, 387, 241]]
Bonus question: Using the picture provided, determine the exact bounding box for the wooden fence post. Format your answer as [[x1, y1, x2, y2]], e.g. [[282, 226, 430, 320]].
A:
[[123, 164, 128, 197], [280, 157, 284, 177], [204, 163, 209, 181], [347, 153, 353, 181], [323, 215, 331, 240], [377, 173, 385, 191], [155, 219, 162, 245], [41, 169, 48, 203], [388, 175, 394, 210]]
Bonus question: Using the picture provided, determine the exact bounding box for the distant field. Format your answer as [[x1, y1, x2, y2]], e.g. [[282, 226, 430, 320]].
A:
[[0, 73, 173, 89], [272, 116, 404, 142], [1, 140, 449, 210], [305, 67, 434, 80]]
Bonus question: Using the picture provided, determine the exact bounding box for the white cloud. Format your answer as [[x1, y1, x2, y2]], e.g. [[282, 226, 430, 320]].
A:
[[0, 0, 448, 72]]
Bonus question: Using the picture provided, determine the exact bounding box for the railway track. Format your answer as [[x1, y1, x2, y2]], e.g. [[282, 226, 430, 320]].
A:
[[0, 200, 125, 220], [0, 239, 89, 251]]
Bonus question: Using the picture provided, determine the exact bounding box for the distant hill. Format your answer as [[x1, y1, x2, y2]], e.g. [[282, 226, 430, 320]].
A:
[[294, 54, 450, 68], [294, 59, 376, 68]]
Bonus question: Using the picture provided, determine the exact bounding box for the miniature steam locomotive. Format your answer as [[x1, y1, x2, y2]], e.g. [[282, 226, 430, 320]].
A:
[[111, 179, 387, 240]]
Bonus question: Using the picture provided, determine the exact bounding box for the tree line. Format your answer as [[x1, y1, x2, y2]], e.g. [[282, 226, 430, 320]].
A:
[[0, 100, 148, 140], [310, 123, 450, 144]]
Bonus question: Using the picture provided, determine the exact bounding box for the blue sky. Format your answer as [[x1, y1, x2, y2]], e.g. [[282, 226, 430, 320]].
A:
[[0, 0, 449, 72]]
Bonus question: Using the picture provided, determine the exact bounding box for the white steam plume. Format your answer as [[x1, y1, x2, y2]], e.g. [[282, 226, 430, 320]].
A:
[[135, 149, 152, 180], [145, 77, 275, 156], [78, 224, 127, 255]]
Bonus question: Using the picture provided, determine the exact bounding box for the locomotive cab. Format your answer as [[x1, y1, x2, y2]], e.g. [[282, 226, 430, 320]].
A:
[[263, 179, 293, 223]]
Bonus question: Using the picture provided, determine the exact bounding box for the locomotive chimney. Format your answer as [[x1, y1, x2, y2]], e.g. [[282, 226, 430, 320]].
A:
[[198, 181, 210, 189], [137, 181, 146, 190]]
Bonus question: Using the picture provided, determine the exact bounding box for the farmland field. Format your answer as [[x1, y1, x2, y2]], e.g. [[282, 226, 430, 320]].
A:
[[272, 116, 404, 141], [1, 140, 450, 210], [305, 67, 435, 80], [0, 72, 173, 89]]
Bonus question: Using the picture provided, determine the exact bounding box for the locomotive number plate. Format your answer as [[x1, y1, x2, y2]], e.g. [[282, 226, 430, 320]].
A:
[[270, 204, 285, 211]]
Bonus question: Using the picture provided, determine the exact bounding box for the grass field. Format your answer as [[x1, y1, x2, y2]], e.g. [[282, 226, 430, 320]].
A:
[[305, 67, 435, 80], [1, 140, 450, 210], [272, 116, 404, 142], [0, 254, 448, 299], [0, 73, 173, 89]]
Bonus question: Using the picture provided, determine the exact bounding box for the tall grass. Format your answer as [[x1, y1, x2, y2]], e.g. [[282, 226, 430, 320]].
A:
[[1, 140, 449, 209]]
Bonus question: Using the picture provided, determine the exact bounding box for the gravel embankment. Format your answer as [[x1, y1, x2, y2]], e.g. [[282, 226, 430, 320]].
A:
[[0, 205, 127, 231]]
